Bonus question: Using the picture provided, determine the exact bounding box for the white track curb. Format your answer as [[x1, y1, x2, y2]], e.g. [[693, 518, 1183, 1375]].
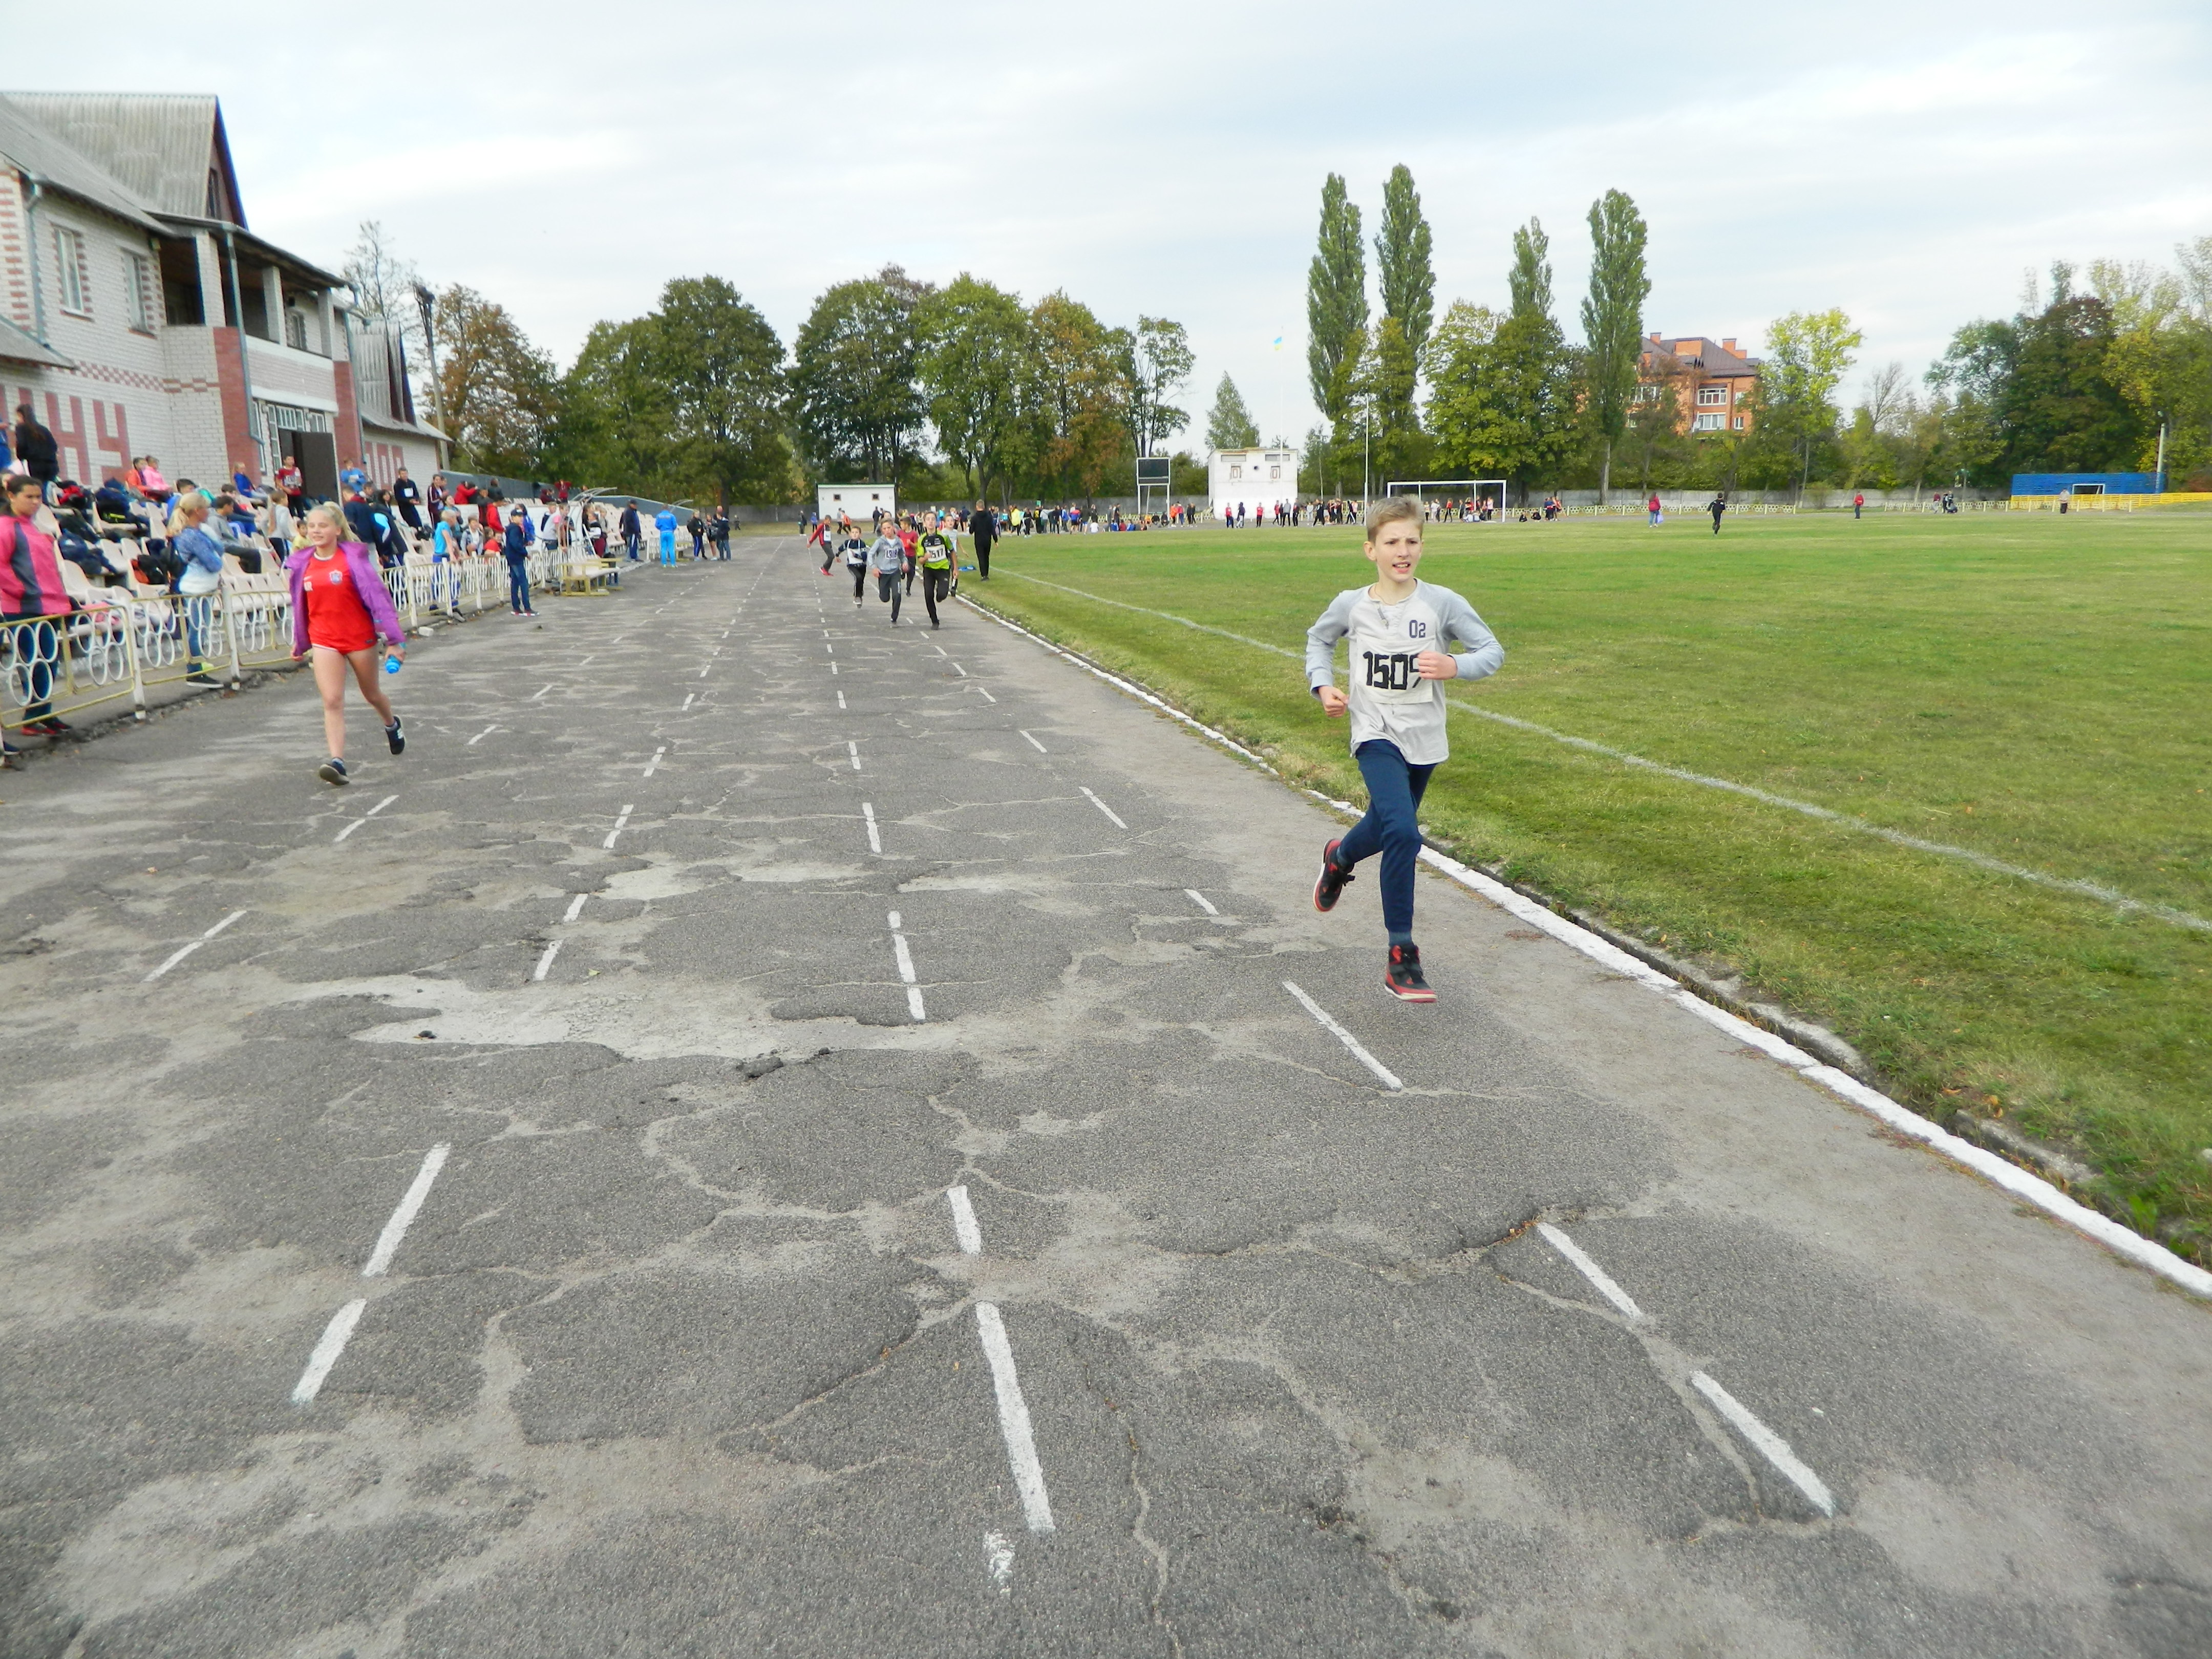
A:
[[960, 592, 2212, 1302]]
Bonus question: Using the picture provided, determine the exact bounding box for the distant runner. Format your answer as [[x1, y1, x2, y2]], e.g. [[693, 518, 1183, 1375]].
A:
[[867, 524, 906, 624], [842, 526, 870, 605], [917, 515, 955, 628], [1305, 496, 1503, 1003]]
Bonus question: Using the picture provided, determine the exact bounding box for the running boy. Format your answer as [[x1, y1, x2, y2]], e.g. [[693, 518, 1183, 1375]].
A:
[[1305, 496, 1502, 1002]]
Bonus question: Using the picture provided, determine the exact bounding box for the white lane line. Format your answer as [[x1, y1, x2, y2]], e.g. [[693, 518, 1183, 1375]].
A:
[[467, 724, 497, 746], [697, 664, 710, 678], [975, 1303, 1056, 1535], [643, 746, 666, 777], [682, 692, 695, 710], [334, 817, 366, 842], [366, 794, 398, 818], [847, 741, 862, 771], [533, 939, 563, 981], [363, 1144, 452, 1277], [578, 655, 594, 667], [974, 685, 995, 703], [291, 1299, 366, 1406], [824, 643, 834, 654], [1690, 1372, 1836, 1518], [1184, 888, 1218, 915], [862, 802, 882, 854], [947, 1184, 984, 1254], [888, 910, 926, 1021], [985, 1528, 1015, 1597], [828, 661, 839, 675], [603, 803, 635, 849], [563, 892, 589, 923], [952, 663, 968, 677], [144, 909, 248, 981], [1282, 980, 1404, 1092], [837, 689, 847, 709], [1019, 730, 1048, 753], [529, 683, 552, 701], [1536, 1223, 1644, 1318], [1079, 786, 1127, 829]]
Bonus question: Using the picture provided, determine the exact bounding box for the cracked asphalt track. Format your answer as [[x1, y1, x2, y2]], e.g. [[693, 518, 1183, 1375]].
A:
[[2, 538, 2208, 1658]]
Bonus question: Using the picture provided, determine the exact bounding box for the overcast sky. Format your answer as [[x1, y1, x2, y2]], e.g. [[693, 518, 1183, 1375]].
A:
[[42, 0, 2212, 450]]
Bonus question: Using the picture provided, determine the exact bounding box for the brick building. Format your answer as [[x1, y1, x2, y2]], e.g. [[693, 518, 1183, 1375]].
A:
[[0, 91, 443, 498], [1636, 334, 1760, 436]]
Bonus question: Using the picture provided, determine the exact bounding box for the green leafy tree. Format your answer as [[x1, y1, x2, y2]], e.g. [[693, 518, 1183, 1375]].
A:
[[650, 275, 794, 507], [434, 284, 560, 477], [1374, 165, 1435, 360], [547, 315, 672, 492], [789, 265, 931, 482], [1428, 225, 1576, 502], [917, 274, 1035, 499], [1114, 315, 1193, 460], [1758, 308, 1863, 498], [1206, 372, 1261, 451], [1578, 189, 1651, 503], [1030, 290, 1129, 499], [1307, 174, 1367, 428]]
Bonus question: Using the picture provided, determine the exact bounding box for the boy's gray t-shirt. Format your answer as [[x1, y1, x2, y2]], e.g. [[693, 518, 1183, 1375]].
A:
[[866, 535, 905, 574], [1304, 580, 1503, 765]]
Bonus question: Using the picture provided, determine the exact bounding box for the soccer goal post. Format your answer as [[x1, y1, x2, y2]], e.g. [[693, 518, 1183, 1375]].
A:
[[1384, 479, 1509, 519]]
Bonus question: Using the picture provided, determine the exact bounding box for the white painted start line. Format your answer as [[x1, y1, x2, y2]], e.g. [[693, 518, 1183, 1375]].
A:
[[604, 804, 635, 849], [564, 892, 590, 924], [529, 683, 553, 701], [697, 664, 711, 678], [466, 724, 497, 746], [848, 740, 862, 772], [292, 1142, 452, 1406], [682, 692, 695, 710], [974, 685, 996, 703], [1019, 730, 1048, 753], [888, 910, 926, 1022], [533, 939, 563, 981], [1184, 888, 1219, 915], [333, 795, 399, 843], [862, 802, 882, 854], [144, 908, 248, 982], [1079, 786, 1126, 828], [1282, 980, 1405, 1092], [643, 746, 666, 777], [837, 689, 847, 709], [946, 1186, 1056, 1540], [952, 663, 968, 677]]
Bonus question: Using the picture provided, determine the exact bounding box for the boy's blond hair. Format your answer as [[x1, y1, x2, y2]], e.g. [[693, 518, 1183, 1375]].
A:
[[1363, 495, 1424, 542]]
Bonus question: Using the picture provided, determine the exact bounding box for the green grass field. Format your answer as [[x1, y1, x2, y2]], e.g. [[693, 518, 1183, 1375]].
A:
[[964, 511, 2212, 1262]]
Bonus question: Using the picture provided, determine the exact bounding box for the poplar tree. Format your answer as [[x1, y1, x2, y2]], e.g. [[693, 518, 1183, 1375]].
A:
[[1374, 165, 1435, 360], [1579, 189, 1651, 503], [1307, 174, 1367, 427]]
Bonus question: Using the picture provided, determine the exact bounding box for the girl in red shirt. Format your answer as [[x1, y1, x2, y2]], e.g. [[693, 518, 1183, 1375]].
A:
[[288, 502, 406, 785]]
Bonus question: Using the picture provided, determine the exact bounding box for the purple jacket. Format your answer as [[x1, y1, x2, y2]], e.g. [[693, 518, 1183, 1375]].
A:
[[286, 541, 406, 655]]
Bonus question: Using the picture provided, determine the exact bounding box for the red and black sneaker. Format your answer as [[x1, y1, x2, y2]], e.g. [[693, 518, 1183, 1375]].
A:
[[1313, 839, 1355, 912], [1385, 943, 1435, 1003]]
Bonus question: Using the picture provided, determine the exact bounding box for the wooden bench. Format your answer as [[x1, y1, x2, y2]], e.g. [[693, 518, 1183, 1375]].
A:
[[557, 557, 621, 597]]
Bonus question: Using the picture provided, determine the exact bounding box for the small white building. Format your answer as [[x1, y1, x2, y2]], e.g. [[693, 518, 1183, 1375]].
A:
[[816, 483, 895, 524], [1208, 446, 1297, 520]]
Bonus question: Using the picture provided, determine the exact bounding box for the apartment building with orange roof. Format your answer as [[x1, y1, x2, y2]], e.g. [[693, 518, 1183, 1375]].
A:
[[1636, 334, 1760, 436]]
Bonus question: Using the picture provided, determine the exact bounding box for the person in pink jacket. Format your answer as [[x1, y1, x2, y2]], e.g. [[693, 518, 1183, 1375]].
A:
[[287, 501, 407, 785]]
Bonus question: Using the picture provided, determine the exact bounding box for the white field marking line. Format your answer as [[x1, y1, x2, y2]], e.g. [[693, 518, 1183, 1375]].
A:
[[1282, 980, 1404, 1092], [363, 1143, 452, 1277], [529, 683, 552, 701], [828, 661, 839, 675], [952, 663, 968, 676], [988, 572, 2209, 934], [837, 689, 847, 709], [1690, 1371, 1836, 1518], [974, 1303, 1056, 1535], [888, 910, 927, 1022], [563, 892, 589, 923], [466, 724, 497, 746], [981, 580, 2212, 1299], [862, 801, 882, 854], [947, 1184, 984, 1254], [847, 740, 862, 771], [1079, 786, 1127, 829], [697, 664, 711, 678], [643, 746, 666, 777], [824, 642, 834, 654], [603, 803, 635, 849], [291, 1299, 366, 1406], [1401, 837, 2212, 1301], [985, 1529, 1015, 1597], [144, 909, 247, 981], [1020, 730, 1048, 753], [974, 685, 995, 703], [681, 692, 695, 710], [333, 817, 366, 843], [1184, 888, 1218, 915], [533, 939, 563, 981], [1536, 1223, 1644, 1318], [578, 655, 594, 667], [367, 794, 397, 817]]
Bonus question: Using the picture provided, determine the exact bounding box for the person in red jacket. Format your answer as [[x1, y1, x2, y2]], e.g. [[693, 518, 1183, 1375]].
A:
[[1, 472, 73, 751], [288, 501, 407, 786]]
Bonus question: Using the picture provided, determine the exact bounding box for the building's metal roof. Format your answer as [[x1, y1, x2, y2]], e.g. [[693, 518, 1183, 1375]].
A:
[[1, 92, 245, 227], [0, 93, 167, 235], [0, 310, 74, 369]]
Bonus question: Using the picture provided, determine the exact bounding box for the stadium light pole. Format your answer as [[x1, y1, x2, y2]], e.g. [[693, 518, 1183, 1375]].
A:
[[413, 280, 448, 470], [2155, 415, 2167, 493]]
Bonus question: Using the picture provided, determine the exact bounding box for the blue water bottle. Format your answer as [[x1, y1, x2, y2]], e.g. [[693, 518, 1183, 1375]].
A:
[[384, 652, 403, 675]]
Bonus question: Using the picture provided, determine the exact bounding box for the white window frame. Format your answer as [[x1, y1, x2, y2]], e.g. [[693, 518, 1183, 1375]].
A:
[[55, 226, 91, 316], [1732, 414, 1748, 430], [1695, 385, 1727, 407], [123, 249, 156, 333], [1692, 412, 1725, 432]]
